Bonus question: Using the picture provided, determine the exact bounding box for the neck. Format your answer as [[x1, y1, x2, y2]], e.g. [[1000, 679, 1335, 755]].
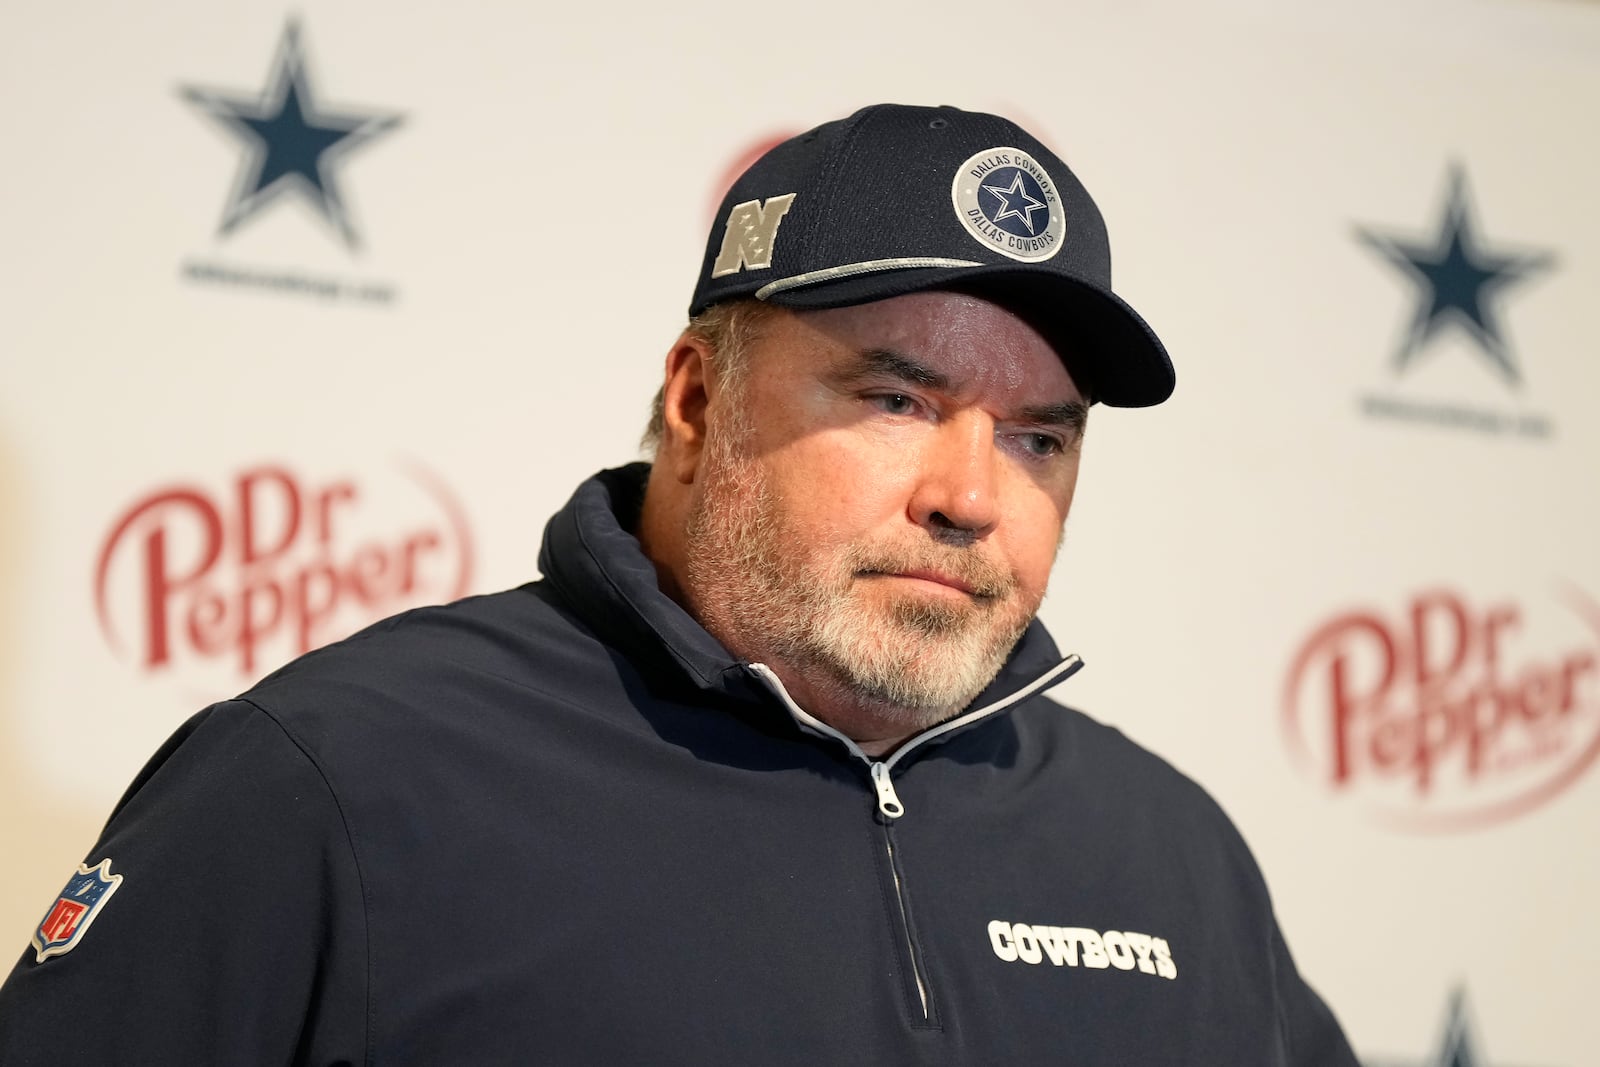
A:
[[636, 462, 690, 604]]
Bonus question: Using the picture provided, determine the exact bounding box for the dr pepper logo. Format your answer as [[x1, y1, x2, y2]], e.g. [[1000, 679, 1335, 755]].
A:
[[95, 462, 473, 679], [1284, 586, 1600, 830]]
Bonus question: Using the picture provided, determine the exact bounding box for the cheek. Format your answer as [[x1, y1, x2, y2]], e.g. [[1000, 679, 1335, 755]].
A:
[[1009, 528, 1064, 596], [764, 429, 917, 540], [1002, 479, 1074, 591]]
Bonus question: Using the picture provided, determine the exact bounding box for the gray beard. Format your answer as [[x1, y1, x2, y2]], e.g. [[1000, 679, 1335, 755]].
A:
[[682, 416, 1036, 730]]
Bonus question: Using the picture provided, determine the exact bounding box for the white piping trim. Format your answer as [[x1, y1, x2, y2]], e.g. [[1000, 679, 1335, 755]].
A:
[[754, 257, 984, 300], [746, 653, 1084, 774], [748, 663, 872, 764], [885, 654, 1083, 773]]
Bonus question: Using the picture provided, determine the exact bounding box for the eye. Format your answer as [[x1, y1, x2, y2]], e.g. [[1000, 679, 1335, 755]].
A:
[[1016, 432, 1063, 458], [870, 393, 920, 416]]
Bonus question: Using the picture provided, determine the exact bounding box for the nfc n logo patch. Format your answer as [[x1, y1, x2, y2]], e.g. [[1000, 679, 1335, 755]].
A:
[[711, 194, 797, 278]]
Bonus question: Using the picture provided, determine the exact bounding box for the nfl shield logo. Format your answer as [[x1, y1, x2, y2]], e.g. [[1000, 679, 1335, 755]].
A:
[[32, 859, 124, 963]]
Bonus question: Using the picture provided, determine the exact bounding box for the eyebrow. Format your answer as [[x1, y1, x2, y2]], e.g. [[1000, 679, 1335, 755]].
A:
[[831, 348, 951, 390], [831, 348, 1088, 436], [1018, 401, 1089, 437]]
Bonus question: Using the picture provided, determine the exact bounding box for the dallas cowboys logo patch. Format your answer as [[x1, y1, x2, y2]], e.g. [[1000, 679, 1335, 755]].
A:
[[32, 859, 123, 963], [951, 148, 1066, 262]]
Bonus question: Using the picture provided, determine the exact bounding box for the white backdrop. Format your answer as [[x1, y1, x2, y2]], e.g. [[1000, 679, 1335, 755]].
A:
[[4, 1, 1598, 1062]]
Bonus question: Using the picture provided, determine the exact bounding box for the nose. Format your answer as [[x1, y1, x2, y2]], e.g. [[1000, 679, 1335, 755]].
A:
[[908, 413, 1000, 543]]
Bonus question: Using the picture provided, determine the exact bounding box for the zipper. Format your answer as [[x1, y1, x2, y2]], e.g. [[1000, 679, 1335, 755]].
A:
[[870, 762, 904, 818], [883, 830, 930, 1021], [745, 656, 1084, 1028]]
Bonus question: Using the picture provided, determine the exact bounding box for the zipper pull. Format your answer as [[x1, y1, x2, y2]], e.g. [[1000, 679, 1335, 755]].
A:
[[871, 762, 905, 819]]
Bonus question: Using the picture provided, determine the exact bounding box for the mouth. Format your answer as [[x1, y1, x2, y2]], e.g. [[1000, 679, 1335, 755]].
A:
[[861, 569, 992, 599]]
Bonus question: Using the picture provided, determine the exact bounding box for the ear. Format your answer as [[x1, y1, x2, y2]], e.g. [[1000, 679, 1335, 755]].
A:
[[658, 331, 717, 484]]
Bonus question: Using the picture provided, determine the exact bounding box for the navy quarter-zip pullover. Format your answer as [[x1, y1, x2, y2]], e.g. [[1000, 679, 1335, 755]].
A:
[[0, 465, 1359, 1065]]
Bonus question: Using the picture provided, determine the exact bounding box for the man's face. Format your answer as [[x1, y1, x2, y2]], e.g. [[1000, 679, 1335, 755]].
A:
[[683, 291, 1086, 731]]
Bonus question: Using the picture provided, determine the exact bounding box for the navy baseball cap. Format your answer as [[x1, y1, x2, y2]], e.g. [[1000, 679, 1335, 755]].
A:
[[690, 104, 1174, 407]]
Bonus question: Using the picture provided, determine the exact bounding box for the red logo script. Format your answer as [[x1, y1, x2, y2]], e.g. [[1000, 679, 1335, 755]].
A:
[[1283, 586, 1600, 830], [95, 461, 474, 678], [39, 899, 88, 945]]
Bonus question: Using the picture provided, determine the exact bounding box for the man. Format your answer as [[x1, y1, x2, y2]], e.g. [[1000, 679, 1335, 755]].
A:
[[0, 104, 1358, 1064]]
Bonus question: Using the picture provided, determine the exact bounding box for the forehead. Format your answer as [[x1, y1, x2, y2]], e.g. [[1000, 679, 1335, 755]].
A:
[[760, 291, 1082, 404]]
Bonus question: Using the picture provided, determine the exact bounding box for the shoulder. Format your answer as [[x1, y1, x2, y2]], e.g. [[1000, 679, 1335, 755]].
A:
[[104, 697, 342, 830], [254, 582, 589, 692], [1018, 696, 1270, 891], [0, 698, 369, 1063], [242, 582, 615, 728], [224, 581, 652, 808]]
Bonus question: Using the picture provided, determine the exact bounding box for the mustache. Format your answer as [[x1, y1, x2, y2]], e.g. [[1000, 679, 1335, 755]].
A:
[[845, 544, 1017, 600]]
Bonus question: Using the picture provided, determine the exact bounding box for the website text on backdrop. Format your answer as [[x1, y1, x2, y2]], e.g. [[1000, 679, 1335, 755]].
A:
[[0, 104, 1359, 1064]]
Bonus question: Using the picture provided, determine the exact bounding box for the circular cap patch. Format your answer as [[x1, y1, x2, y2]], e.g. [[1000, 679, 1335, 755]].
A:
[[951, 147, 1066, 262]]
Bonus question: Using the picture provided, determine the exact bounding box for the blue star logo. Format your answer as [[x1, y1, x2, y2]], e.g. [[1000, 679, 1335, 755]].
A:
[[1357, 165, 1553, 386], [982, 171, 1048, 236], [1366, 988, 1549, 1067], [1432, 989, 1482, 1067], [179, 20, 403, 249]]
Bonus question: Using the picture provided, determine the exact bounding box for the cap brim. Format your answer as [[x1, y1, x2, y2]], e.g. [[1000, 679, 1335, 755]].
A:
[[759, 263, 1174, 408]]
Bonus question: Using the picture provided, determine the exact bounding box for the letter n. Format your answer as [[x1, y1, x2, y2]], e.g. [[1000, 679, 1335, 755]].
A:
[[711, 194, 797, 277]]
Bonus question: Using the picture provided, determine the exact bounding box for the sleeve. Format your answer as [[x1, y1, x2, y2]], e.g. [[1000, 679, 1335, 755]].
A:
[[1273, 921, 1362, 1067], [0, 700, 368, 1066]]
